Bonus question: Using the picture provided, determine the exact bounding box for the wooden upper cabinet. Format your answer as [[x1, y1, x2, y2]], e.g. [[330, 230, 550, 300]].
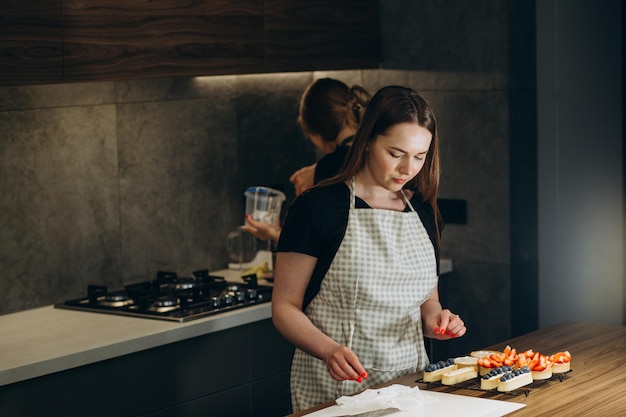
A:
[[62, 0, 265, 82], [0, 0, 64, 85], [265, 0, 380, 72], [0, 0, 380, 85]]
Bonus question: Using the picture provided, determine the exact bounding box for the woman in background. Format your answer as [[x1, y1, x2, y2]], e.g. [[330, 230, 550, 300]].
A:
[[272, 86, 466, 411], [243, 78, 370, 243], [290, 77, 371, 194]]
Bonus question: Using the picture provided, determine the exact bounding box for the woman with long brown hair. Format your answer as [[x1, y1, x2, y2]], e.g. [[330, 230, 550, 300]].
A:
[[272, 86, 466, 412]]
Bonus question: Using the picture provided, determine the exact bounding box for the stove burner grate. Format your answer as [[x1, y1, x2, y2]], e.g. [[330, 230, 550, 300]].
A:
[[54, 270, 272, 322]]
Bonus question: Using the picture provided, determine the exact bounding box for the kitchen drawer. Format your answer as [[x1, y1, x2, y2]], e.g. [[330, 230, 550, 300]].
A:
[[249, 318, 294, 380], [0, 326, 249, 417]]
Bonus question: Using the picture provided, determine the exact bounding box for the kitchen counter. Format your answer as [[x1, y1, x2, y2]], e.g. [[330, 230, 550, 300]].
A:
[[0, 260, 453, 389], [0, 269, 270, 387], [287, 321, 626, 417]]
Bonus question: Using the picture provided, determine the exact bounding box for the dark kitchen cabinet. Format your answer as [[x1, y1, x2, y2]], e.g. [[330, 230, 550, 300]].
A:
[[0, 318, 294, 417], [0, 0, 379, 86], [0, 0, 64, 85], [62, 0, 266, 83], [265, 0, 380, 72]]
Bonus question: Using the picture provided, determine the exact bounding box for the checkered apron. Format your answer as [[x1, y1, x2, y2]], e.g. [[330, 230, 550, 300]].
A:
[[290, 179, 438, 412]]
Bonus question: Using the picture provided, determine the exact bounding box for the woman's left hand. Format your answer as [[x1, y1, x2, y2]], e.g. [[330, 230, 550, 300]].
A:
[[241, 214, 282, 244], [425, 310, 466, 340]]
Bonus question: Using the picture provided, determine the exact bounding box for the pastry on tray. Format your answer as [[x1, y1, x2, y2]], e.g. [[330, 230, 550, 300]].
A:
[[497, 366, 533, 392], [422, 358, 457, 382], [441, 366, 478, 385]]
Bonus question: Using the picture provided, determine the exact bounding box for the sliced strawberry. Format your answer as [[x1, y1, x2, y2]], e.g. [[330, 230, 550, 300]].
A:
[[528, 352, 540, 370], [549, 351, 572, 363], [490, 359, 503, 367], [491, 353, 505, 363], [533, 357, 546, 371], [503, 345, 512, 356]]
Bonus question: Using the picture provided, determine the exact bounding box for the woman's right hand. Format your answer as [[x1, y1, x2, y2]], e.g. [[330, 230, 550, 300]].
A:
[[272, 252, 368, 383], [289, 163, 316, 196], [323, 344, 368, 382]]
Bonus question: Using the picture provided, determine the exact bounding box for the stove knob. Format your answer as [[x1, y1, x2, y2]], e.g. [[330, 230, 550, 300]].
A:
[[210, 296, 220, 309], [234, 291, 245, 303], [222, 293, 234, 306], [246, 288, 258, 301]]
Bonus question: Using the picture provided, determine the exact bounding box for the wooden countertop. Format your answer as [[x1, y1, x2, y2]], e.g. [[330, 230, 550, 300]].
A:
[[288, 321, 626, 416]]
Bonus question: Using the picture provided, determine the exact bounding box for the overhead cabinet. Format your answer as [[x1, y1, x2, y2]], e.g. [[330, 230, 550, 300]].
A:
[[62, 0, 266, 82], [0, 0, 380, 86], [0, 0, 64, 85], [265, 0, 380, 72]]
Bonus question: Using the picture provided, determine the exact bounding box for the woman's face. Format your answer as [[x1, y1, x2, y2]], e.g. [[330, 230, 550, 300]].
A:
[[365, 122, 432, 191]]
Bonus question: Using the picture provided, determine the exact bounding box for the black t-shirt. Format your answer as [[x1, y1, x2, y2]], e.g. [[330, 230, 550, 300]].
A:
[[313, 145, 350, 184], [276, 182, 441, 309]]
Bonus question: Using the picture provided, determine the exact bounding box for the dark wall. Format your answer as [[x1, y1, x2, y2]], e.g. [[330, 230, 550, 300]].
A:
[[536, 0, 623, 326], [507, 2, 538, 337], [380, 0, 508, 72]]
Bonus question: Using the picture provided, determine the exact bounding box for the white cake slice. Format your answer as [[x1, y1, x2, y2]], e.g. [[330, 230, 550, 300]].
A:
[[480, 366, 513, 390], [497, 366, 533, 392], [422, 358, 457, 382], [441, 366, 478, 385]]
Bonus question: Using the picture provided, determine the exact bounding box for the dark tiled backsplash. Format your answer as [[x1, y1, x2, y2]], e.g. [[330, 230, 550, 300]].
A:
[[0, 68, 511, 358]]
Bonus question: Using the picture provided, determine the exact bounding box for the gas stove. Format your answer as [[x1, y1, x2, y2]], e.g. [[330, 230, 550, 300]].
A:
[[54, 269, 272, 322]]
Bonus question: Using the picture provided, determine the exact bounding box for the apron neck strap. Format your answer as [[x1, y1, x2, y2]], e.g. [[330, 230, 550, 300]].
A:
[[350, 177, 417, 212], [350, 177, 356, 209], [399, 189, 417, 212]]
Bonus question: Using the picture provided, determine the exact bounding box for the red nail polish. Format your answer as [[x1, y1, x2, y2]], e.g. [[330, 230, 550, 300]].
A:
[[362, 372, 368, 378], [357, 377, 363, 383], [433, 327, 439, 333], [439, 328, 446, 335]]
